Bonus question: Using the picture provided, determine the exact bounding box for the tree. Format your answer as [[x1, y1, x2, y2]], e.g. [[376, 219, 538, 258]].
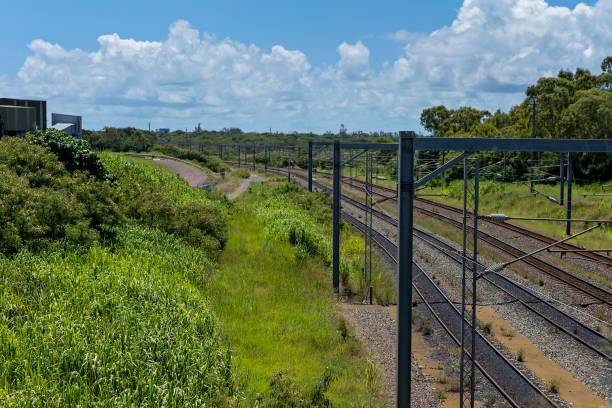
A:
[[438, 106, 490, 136], [420, 105, 451, 135], [601, 56, 612, 74]]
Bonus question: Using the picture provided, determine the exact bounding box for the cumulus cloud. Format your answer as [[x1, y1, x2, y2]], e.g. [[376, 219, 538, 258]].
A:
[[6, 1, 612, 132], [393, 0, 611, 93], [336, 41, 370, 80]]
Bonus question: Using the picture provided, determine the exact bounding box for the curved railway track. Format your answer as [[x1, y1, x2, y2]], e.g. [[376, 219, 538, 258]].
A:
[[304, 170, 612, 304], [321, 171, 612, 268], [339, 194, 612, 361]]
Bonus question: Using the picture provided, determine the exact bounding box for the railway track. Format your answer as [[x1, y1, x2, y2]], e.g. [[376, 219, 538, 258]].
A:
[[327, 177, 612, 361], [233, 162, 612, 404], [230, 162, 612, 359], [316, 171, 612, 268], [342, 212, 556, 408], [304, 170, 612, 303], [338, 194, 612, 360]]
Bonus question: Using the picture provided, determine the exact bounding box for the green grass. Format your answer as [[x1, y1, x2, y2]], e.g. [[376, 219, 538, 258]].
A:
[[0, 225, 236, 407], [208, 202, 385, 406]]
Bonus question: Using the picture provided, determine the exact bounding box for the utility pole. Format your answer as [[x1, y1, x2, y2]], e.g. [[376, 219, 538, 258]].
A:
[[530, 97, 536, 193]]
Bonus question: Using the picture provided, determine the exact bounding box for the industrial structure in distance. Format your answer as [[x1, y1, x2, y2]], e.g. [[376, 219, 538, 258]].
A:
[[0, 97, 82, 138]]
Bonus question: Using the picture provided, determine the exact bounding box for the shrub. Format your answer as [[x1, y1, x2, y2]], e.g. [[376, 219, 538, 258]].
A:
[[233, 168, 251, 178], [26, 128, 114, 182], [0, 138, 123, 254], [256, 371, 332, 408], [152, 144, 228, 172]]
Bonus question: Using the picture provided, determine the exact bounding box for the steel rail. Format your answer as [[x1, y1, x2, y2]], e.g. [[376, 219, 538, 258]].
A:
[[335, 186, 612, 361], [243, 162, 612, 360], [341, 212, 556, 408], [312, 170, 612, 268], [414, 206, 612, 306]]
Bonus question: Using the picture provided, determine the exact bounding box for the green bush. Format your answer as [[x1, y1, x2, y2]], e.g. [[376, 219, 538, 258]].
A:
[[101, 154, 229, 256], [26, 128, 114, 182], [152, 144, 228, 173], [233, 168, 250, 178], [0, 138, 123, 254]]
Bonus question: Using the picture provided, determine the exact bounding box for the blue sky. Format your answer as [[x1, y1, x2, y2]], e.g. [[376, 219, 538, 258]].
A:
[[1, 0, 608, 132]]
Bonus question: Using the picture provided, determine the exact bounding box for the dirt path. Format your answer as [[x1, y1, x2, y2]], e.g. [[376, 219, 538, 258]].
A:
[[228, 174, 264, 200], [153, 157, 208, 187]]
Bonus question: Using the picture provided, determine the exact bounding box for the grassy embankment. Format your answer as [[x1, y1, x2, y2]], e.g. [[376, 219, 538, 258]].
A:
[[208, 180, 392, 406], [0, 137, 236, 406], [1, 133, 391, 406]]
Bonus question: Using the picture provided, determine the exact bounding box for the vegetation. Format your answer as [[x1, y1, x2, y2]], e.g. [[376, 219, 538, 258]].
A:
[[0, 226, 236, 406], [1, 134, 389, 405], [208, 182, 386, 406], [0, 137, 122, 254], [27, 128, 114, 182], [0, 136, 238, 405], [251, 182, 395, 304], [232, 168, 251, 179], [150, 144, 228, 173], [419, 56, 612, 181]]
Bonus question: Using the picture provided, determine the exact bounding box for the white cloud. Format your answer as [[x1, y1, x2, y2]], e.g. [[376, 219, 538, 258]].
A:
[[336, 41, 370, 80], [5, 1, 612, 132]]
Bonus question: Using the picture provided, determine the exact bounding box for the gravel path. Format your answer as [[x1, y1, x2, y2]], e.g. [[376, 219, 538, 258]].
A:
[[228, 173, 264, 199], [154, 157, 208, 187], [340, 306, 442, 408]]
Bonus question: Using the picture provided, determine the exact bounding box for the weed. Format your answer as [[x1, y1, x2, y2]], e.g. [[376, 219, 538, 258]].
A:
[[364, 352, 380, 395], [538, 278, 545, 286], [549, 378, 560, 394], [436, 391, 447, 400], [233, 168, 251, 178], [484, 394, 496, 407], [481, 322, 492, 335], [418, 320, 432, 335], [517, 348, 525, 362], [338, 317, 349, 341]]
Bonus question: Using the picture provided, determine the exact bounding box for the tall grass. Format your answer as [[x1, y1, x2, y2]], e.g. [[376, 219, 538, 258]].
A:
[[0, 226, 236, 407], [252, 182, 395, 303], [208, 207, 385, 406]]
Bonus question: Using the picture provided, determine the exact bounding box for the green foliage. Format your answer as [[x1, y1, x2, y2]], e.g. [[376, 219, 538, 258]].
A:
[[256, 372, 332, 408], [26, 128, 113, 182], [0, 138, 123, 254], [101, 154, 230, 256], [152, 144, 228, 173], [0, 225, 236, 406], [84, 127, 156, 152], [419, 56, 612, 182], [209, 208, 384, 406], [233, 168, 250, 179]]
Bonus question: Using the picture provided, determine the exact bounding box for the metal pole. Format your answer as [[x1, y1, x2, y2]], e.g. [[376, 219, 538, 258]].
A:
[[470, 157, 480, 408], [503, 152, 507, 181], [332, 140, 341, 292], [264, 146, 268, 174], [459, 158, 468, 406], [238, 145, 241, 166], [368, 153, 373, 305], [530, 98, 536, 193], [396, 131, 415, 408], [566, 152, 572, 235], [308, 141, 313, 192], [559, 154, 564, 205], [287, 148, 291, 182]]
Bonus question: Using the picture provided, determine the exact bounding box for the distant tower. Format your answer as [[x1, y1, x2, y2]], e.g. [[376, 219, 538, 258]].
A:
[[339, 124, 347, 136]]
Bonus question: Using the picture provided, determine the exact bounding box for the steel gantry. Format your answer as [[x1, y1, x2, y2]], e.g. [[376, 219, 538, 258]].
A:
[[306, 134, 611, 408]]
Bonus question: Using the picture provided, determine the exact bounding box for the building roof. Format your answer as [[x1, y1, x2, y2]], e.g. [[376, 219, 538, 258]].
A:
[[52, 123, 74, 131]]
